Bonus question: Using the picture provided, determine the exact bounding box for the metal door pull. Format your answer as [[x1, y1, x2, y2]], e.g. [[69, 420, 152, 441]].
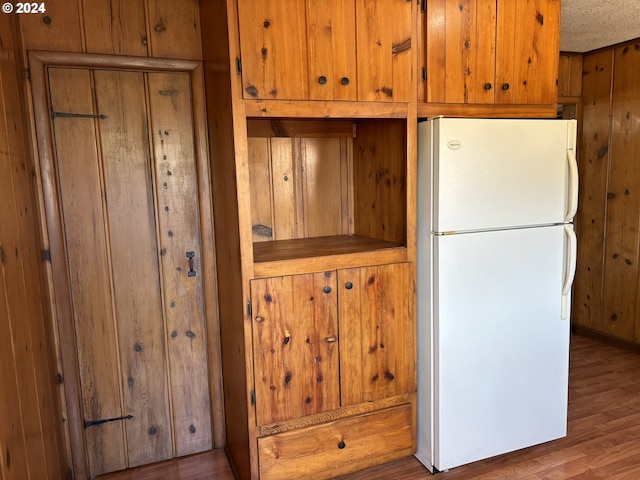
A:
[[186, 251, 196, 277]]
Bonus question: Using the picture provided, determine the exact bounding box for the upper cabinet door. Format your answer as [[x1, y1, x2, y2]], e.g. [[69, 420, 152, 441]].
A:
[[425, 0, 497, 104], [424, 0, 560, 106], [495, 0, 560, 105], [237, 0, 309, 100], [236, 0, 413, 102], [355, 0, 413, 102], [307, 0, 357, 101]]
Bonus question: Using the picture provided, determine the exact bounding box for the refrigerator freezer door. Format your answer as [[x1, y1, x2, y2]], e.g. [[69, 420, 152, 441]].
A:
[[432, 225, 570, 471], [430, 118, 577, 233]]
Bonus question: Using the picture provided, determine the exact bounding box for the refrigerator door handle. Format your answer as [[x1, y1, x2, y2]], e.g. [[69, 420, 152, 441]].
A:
[[561, 224, 578, 319], [565, 149, 579, 222]]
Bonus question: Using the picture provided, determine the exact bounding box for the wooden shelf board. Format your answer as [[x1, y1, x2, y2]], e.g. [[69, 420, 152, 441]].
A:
[[252, 235, 407, 278]]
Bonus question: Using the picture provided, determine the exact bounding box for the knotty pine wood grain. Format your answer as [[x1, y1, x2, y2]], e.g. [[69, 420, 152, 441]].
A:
[[251, 272, 340, 426], [19, 0, 202, 68], [93, 69, 173, 467], [572, 50, 613, 334], [339, 263, 416, 406], [48, 67, 128, 475], [355, 0, 412, 102], [558, 53, 584, 98], [97, 335, 640, 480], [306, 0, 357, 101], [148, 72, 213, 456], [0, 14, 68, 480], [601, 42, 640, 342]]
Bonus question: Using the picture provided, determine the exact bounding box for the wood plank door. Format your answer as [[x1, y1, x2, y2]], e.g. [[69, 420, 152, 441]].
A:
[[45, 67, 212, 477]]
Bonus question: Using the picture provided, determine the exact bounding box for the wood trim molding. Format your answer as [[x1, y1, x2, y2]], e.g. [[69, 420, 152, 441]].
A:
[[27, 50, 222, 478]]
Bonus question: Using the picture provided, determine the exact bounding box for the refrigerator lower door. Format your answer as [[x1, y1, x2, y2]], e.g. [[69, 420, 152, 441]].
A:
[[433, 225, 571, 471]]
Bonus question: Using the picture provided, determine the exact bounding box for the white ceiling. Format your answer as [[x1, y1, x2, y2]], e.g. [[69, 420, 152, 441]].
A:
[[560, 0, 640, 52]]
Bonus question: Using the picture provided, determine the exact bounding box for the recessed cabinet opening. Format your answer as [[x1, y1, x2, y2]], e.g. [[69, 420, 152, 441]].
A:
[[246, 117, 408, 274]]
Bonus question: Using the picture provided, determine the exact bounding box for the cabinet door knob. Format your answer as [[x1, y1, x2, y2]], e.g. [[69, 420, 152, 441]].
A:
[[338, 440, 346, 449], [255, 316, 265, 323], [323, 286, 332, 294], [484, 82, 492, 90], [345, 282, 353, 290], [340, 77, 350, 86], [324, 336, 337, 343], [318, 75, 327, 85], [502, 83, 510, 90]]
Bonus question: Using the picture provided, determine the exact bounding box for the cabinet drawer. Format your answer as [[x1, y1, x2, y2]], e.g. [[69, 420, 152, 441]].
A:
[[258, 403, 414, 479]]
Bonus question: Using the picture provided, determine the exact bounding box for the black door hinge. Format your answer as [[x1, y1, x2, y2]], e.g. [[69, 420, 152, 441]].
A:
[[421, 0, 426, 14], [236, 57, 242, 75], [422, 66, 427, 83], [51, 108, 107, 120], [43, 248, 51, 262], [84, 414, 133, 429], [57, 373, 64, 384], [250, 391, 256, 407], [247, 300, 252, 317]]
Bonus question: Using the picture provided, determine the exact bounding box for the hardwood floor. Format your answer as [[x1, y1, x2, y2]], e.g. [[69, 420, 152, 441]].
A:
[[99, 334, 640, 479]]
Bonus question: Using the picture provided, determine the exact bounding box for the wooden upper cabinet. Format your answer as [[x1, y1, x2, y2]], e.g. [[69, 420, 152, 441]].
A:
[[424, 0, 560, 106], [236, 0, 412, 102]]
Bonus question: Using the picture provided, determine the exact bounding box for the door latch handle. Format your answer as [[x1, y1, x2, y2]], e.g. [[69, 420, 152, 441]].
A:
[[186, 251, 196, 277]]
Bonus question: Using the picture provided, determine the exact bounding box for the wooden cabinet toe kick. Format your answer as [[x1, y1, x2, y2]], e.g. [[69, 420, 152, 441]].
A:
[[257, 403, 414, 480]]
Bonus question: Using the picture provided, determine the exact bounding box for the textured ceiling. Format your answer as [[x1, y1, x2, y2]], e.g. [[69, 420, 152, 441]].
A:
[[560, 0, 640, 52]]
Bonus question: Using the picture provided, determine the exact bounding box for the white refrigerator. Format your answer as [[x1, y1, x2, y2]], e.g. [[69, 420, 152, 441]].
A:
[[415, 117, 578, 472]]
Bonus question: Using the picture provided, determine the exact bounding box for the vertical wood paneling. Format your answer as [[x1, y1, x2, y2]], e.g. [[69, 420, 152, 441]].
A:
[[356, 0, 412, 101], [558, 53, 584, 98], [339, 264, 415, 406], [94, 70, 173, 467], [572, 50, 612, 333], [271, 139, 302, 240], [251, 272, 339, 426], [0, 14, 67, 480], [306, 0, 356, 101], [82, 0, 149, 56], [302, 138, 348, 238], [352, 119, 407, 244], [602, 43, 640, 341], [18, 0, 84, 58], [19, 0, 203, 62], [147, 0, 202, 60], [248, 138, 274, 242], [49, 67, 128, 476], [147, 72, 212, 456]]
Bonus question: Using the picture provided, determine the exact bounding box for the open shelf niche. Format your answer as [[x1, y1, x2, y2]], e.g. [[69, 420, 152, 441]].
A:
[[246, 117, 408, 276]]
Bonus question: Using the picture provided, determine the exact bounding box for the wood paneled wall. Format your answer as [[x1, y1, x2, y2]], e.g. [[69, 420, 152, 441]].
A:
[[572, 39, 640, 344], [0, 14, 68, 480], [18, 0, 202, 62]]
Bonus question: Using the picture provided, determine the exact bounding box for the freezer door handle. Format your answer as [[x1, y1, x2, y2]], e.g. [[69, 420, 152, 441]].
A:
[[565, 149, 579, 222], [561, 225, 578, 319]]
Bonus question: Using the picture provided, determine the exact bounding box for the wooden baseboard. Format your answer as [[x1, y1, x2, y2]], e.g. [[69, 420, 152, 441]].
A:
[[572, 323, 640, 353]]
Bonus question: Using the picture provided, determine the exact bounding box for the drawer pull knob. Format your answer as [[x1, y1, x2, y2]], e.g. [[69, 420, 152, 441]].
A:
[[502, 82, 510, 90], [338, 440, 346, 449], [340, 77, 350, 86], [484, 82, 492, 90], [323, 286, 332, 294], [318, 75, 327, 85], [345, 282, 353, 290]]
